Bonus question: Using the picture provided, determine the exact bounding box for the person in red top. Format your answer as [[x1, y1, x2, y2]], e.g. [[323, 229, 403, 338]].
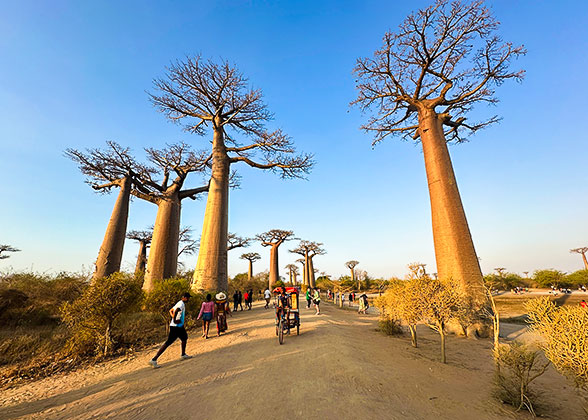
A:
[[581, 300, 587, 308]]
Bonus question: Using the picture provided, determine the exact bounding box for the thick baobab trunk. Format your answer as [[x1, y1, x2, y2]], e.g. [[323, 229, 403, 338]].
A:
[[143, 191, 181, 291], [309, 257, 316, 288], [248, 260, 253, 282], [418, 108, 485, 303], [193, 127, 230, 292], [288, 269, 293, 284], [293, 271, 298, 285], [135, 241, 147, 275], [268, 245, 279, 289], [94, 177, 131, 280], [304, 250, 310, 287], [351, 268, 359, 290], [582, 252, 588, 271]]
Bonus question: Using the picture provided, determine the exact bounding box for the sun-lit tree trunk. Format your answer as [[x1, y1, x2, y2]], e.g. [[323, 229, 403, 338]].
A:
[[135, 241, 147, 275], [94, 177, 131, 280], [304, 250, 310, 287], [143, 189, 181, 291], [269, 245, 279, 289], [419, 108, 485, 304], [248, 259, 254, 282], [308, 256, 316, 288], [193, 126, 230, 292]]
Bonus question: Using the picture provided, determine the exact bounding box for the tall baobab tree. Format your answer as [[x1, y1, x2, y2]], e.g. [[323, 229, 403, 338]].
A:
[[0, 245, 20, 260], [285, 264, 299, 284], [296, 258, 306, 286], [345, 260, 360, 289], [66, 142, 153, 280], [494, 267, 507, 277], [149, 56, 313, 292], [240, 252, 261, 282], [353, 0, 525, 304], [126, 230, 152, 274], [227, 233, 252, 251], [130, 143, 209, 290], [291, 241, 324, 288], [257, 230, 296, 289], [570, 247, 588, 270]]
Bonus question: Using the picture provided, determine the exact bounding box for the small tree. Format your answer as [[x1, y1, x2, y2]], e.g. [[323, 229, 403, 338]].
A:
[[0, 244, 20, 260], [532, 269, 566, 288], [284, 264, 298, 284], [420, 278, 462, 363], [61, 273, 143, 356]]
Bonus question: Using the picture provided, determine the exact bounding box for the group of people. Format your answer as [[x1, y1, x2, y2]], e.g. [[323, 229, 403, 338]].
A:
[[326, 289, 370, 314], [149, 291, 233, 368], [304, 287, 321, 315], [232, 289, 254, 311]]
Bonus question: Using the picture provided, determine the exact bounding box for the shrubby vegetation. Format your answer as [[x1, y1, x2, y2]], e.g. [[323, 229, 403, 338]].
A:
[[492, 342, 549, 415], [526, 297, 588, 413], [483, 269, 588, 290], [0, 270, 205, 385]]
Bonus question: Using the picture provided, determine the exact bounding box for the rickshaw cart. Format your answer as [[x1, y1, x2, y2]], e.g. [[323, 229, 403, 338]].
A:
[[273, 287, 300, 344]]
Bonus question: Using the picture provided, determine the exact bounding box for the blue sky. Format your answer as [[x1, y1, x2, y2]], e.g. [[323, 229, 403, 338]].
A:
[[1, 0, 587, 279]]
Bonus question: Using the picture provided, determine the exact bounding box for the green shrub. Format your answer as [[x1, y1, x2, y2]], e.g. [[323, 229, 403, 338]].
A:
[[532, 269, 567, 288], [61, 273, 143, 357], [143, 277, 202, 331], [565, 270, 588, 288]]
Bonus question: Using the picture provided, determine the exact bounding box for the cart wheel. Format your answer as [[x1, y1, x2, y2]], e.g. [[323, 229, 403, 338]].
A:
[[275, 321, 279, 336], [278, 319, 284, 345]]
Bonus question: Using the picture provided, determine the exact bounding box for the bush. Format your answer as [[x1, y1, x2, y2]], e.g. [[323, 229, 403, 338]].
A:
[[61, 273, 143, 357], [526, 297, 588, 412], [378, 319, 403, 336], [484, 273, 524, 290], [144, 277, 202, 331], [492, 342, 549, 415], [565, 270, 588, 288], [532, 269, 567, 288]]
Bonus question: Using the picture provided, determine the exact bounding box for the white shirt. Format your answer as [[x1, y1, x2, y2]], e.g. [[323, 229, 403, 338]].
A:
[[264, 289, 271, 299], [170, 300, 186, 327]]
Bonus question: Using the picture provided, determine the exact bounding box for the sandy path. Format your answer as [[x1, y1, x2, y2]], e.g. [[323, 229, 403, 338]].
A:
[[0, 301, 582, 420]]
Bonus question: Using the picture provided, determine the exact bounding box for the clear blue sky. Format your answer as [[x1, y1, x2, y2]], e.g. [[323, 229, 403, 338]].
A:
[[1, 0, 587, 279]]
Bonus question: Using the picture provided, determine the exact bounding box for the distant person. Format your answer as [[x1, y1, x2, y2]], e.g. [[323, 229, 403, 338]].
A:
[[215, 292, 231, 336], [581, 300, 587, 308], [248, 288, 254, 310], [305, 289, 312, 309], [264, 288, 271, 309], [243, 290, 250, 309], [313, 288, 321, 315], [233, 291, 239, 312], [149, 292, 192, 368], [197, 294, 215, 339], [358, 294, 366, 314], [361, 293, 369, 312], [238, 290, 244, 311]]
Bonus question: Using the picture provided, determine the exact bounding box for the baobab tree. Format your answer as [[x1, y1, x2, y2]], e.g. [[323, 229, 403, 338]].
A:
[[296, 258, 306, 286], [129, 143, 209, 290], [257, 229, 295, 289], [126, 230, 152, 274], [353, 0, 525, 304], [178, 227, 199, 258], [65, 142, 153, 280], [291, 241, 324, 288], [285, 264, 299, 284], [240, 252, 261, 282], [345, 260, 360, 289], [149, 56, 313, 292], [494, 267, 507, 277], [0, 245, 20, 260], [408, 262, 428, 280], [570, 247, 588, 270], [227, 233, 252, 251]]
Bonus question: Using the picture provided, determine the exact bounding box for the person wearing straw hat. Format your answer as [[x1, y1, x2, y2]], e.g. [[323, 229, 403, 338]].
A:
[[149, 292, 192, 368], [215, 292, 231, 336]]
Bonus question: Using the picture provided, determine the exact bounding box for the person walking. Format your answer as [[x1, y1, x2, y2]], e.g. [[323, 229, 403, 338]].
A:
[[581, 299, 587, 308], [243, 290, 250, 310], [149, 292, 192, 368], [238, 290, 244, 311], [215, 292, 231, 336], [313, 288, 321, 315], [305, 288, 312, 309], [197, 294, 215, 339], [248, 289, 254, 309], [264, 288, 271, 309], [233, 290, 239, 312]]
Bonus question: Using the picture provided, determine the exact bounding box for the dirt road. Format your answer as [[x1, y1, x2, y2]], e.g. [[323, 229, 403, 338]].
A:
[[0, 301, 582, 419]]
